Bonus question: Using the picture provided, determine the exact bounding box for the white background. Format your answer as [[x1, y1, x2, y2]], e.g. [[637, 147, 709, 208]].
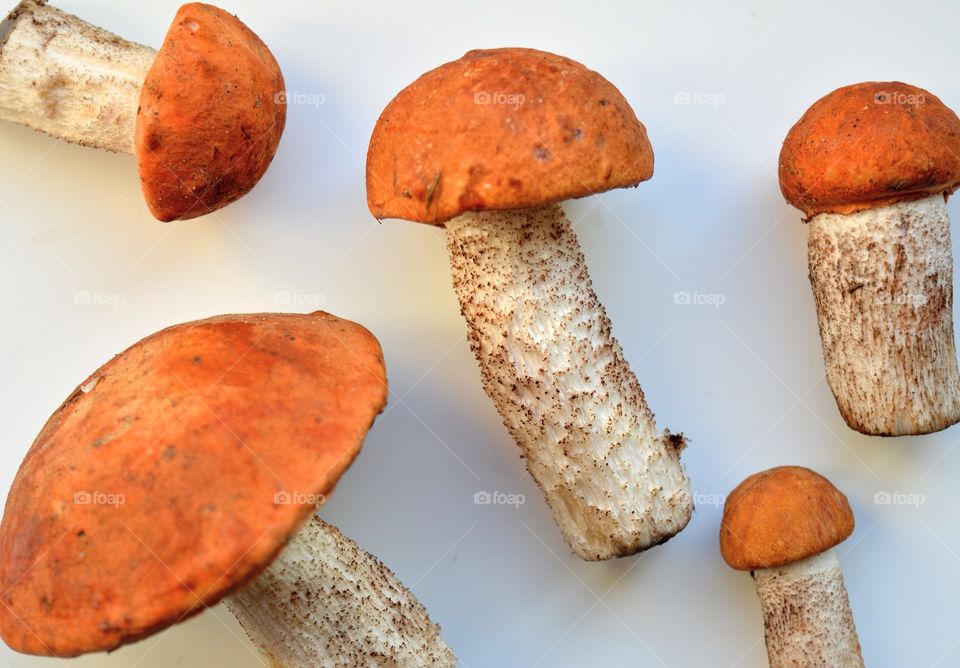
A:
[[1, 0, 958, 666]]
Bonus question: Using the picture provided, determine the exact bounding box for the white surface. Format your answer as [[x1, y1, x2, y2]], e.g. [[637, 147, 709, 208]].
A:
[[0, 0, 958, 666]]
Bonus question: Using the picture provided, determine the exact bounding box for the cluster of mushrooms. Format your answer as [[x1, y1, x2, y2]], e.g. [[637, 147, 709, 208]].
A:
[[1, 1, 957, 666]]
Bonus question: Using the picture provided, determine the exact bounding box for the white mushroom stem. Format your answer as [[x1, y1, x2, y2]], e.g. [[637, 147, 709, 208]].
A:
[[225, 516, 456, 668], [752, 549, 863, 668], [446, 203, 693, 561], [0, 0, 155, 153], [807, 193, 960, 435]]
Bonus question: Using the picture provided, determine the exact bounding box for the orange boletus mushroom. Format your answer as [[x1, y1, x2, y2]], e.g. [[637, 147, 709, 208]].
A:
[[780, 82, 960, 435], [0, 312, 455, 665], [367, 48, 692, 561], [0, 1, 286, 221], [720, 466, 863, 667]]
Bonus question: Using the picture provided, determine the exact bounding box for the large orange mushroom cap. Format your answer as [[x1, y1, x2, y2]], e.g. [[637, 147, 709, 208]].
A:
[[779, 81, 960, 218], [366, 47, 654, 225], [0, 312, 387, 656], [135, 3, 286, 222], [720, 466, 854, 571]]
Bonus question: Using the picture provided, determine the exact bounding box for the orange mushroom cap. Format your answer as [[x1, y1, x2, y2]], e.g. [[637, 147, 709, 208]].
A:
[[720, 466, 854, 571], [779, 81, 960, 218], [0, 312, 386, 656], [135, 3, 286, 222], [366, 47, 653, 225]]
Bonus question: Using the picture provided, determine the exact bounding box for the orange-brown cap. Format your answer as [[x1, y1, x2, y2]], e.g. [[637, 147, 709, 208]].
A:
[[135, 4, 286, 222], [366, 47, 653, 225], [779, 81, 960, 218], [719, 466, 854, 571], [0, 312, 387, 656]]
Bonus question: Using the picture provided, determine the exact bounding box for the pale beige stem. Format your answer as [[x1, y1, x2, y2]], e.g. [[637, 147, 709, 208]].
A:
[[225, 516, 456, 668], [0, 0, 155, 153], [808, 194, 960, 435], [753, 549, 864, 668], [446, 203, 692, 561]]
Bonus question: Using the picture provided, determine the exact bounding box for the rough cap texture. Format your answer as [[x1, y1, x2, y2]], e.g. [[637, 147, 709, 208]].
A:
[[366, 47, 653, 224], [0, 311, 387, 656], [779, 81, 960, 218], [720, 466, 854, 571], [135, 3, 286, 221]]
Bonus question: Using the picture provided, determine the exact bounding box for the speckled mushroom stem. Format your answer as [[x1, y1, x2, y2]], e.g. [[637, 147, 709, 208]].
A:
[[753, 549, 863, 668], [446, 203, 693, 560], [0, 0, 155, 153], [225, 516, 456, 668], [808, 194, 960, 435]]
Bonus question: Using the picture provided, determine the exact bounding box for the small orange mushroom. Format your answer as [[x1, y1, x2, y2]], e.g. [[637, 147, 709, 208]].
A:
[[720, 466, 864, 667]]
